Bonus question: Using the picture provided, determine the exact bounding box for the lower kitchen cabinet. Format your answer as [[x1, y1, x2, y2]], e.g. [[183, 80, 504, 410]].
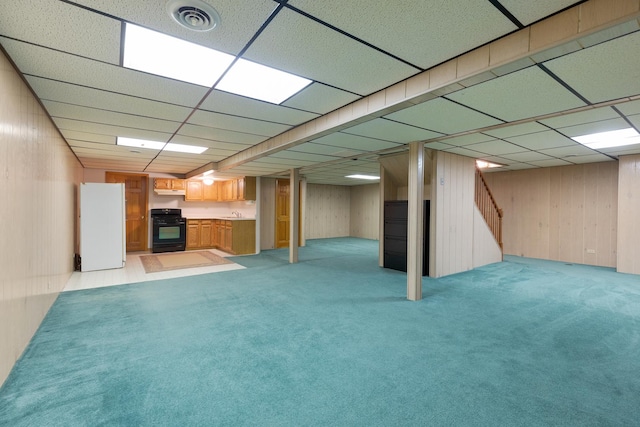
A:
[[186, 219, 255, 255]]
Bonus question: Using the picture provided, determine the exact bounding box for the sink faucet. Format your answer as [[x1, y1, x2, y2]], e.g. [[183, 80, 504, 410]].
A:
[[232, 211, 241, 218]]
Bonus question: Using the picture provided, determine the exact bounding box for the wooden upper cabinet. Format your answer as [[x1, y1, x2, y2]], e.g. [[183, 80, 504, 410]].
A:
[[154, 178, 185, 190], [184, 177, 255, 202], [185, 180, 204, 201], [237, 176, 256, 201]]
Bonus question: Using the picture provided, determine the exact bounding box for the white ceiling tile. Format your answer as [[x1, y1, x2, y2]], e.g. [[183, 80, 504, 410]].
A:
[[282, 83, 361, 115], [483, 122, 549, 138], [538, 144, 598, 158], [555, 118, 629, 138], [438, 133, 497, 147], [53, 117, 172, 142], [424, 142, 454, 150], [626, 114, 640, 130], [567, 154, 615, 164], [344, 119, 443, 143], [544, 31, 640, 103], [242, 8, 419, 96], [501, 151, 554, 162], [0, 0, 121, 64], [288, 143, 356, 157], [71, 0, 276, 56], [442, 147, 484, 158], [386, 98, 503, 135], [498, 1, 579, 26], [289, 0, 516, 69], [466, 140, 526, 155], [61, 131, 115, 145], [527, 159, 573, 168], [178, 124, 267, 145], [189, 110, 290, 137], [501, 163, 537, 171], [578, 20, 640, 49], [447, 66, 586, 121], [43, 101, 181, 134], [26, 76, 194, 122], [200, 89, 318, 126], [271, 151, 338, 163], [312, 133, 403, 152], [538, 106, 620, 128], [598, 144, 640, 156], [615, 100, 640, 116], [1, 38, 208, 106], [505, 130, 575, 150]]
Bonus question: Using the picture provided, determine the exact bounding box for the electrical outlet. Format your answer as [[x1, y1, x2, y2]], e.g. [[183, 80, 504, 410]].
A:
[[586, 248, 596, 254]]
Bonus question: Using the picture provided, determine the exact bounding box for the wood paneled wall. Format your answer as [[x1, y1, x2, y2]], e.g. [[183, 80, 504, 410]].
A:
[[431, 152, 475, 277], [617, 155, 640, 274], [0, 49, 82, 386], [259, 177, 276, 250], [483, 162, 618, 267], [305, 184, 350, 239], [350, 184, 379, 240]]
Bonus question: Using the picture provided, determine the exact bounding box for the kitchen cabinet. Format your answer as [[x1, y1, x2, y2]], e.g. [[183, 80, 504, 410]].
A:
[[184, 177, 256, 202], [186, 218, 256, 254], [154, 178, 185, 190], [186, 219, 214, 249]]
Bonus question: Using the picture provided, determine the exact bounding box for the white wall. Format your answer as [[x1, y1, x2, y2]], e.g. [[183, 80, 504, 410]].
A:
[[306, 184, 350, 239], [350, 184, 379, 240], [0, 49, 83, 386]]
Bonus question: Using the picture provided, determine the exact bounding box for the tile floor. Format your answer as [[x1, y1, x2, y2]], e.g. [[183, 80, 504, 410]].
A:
[[63, 249, 245, 292]]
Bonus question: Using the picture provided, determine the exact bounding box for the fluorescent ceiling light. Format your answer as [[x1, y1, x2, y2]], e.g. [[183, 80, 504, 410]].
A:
[[476, 160, 502, 169], [117, 137, 165, 150], [123, 23, 233, 87], [571, 128, 640, 150], [346, 174, 380, 180], [216, 58, 312, 104], [122, 24, 312, 104], [117, 137, 207, 154]]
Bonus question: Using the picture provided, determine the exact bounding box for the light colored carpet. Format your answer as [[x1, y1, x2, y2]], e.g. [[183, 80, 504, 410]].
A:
[[139, 250, 232, 273]]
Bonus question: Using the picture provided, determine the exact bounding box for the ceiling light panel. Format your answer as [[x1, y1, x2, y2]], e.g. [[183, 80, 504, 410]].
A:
[[446, 66, 586, 122], [216, 58, 312, 104], [289, 0, 516, 70], [571, 128, 640, 150], [386, 98, 503, 135], [123, 23, 234, 87], [241, 7, 419, 96], [544, 31, 640, 104]]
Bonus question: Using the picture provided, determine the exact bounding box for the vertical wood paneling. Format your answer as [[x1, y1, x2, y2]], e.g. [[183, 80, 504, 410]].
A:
[[484, 162, 618, 267], [617, 154, 640, 274], [306, 184, 350, 239], [259, 178, 276, 250], [0, 50, 82, 386], [432, 152, 474, 277], [350, 184, 379, 240]]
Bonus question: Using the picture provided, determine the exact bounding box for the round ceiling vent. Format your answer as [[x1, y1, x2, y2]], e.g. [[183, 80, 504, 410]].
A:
[[166, 0, 220, 32]]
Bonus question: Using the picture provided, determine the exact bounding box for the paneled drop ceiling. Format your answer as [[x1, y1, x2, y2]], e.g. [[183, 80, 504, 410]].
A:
[[1, 0, 640, 185]]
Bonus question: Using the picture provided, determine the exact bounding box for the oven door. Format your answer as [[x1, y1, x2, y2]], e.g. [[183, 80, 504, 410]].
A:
[[152, 217, 186, 253]]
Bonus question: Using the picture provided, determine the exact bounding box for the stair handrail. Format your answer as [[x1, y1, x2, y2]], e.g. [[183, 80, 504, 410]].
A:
[[474, 167, 503, 251]]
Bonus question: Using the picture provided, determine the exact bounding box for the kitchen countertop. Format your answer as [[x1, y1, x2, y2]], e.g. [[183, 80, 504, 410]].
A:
[[185, 216, 256, 221]]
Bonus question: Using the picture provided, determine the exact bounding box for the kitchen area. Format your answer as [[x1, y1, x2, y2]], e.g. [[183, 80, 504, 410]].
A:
[[150, 176, 258, 256]]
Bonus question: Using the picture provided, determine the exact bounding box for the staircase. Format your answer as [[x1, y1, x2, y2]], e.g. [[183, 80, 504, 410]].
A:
[[475, 167, 503, 253]]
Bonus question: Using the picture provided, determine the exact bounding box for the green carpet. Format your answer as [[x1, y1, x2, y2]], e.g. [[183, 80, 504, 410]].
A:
[[1, 237, 639, 425]]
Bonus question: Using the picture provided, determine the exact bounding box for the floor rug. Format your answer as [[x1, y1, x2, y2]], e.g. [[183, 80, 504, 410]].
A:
[[139, 251, 232, 273]]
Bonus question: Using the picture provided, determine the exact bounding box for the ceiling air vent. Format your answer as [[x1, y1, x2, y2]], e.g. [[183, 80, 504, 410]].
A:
[[167, 0, 220, 32]]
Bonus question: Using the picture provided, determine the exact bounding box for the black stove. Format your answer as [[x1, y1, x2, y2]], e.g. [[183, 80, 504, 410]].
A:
[[150, 208, 186, 253]]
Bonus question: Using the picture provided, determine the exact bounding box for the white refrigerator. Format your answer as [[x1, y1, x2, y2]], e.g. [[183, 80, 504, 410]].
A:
[[80, 183, 126, 272]]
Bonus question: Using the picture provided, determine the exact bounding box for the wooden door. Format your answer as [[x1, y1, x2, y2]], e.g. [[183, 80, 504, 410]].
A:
[[105, 172, 148, 252], [275, 179, 290, 248]]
